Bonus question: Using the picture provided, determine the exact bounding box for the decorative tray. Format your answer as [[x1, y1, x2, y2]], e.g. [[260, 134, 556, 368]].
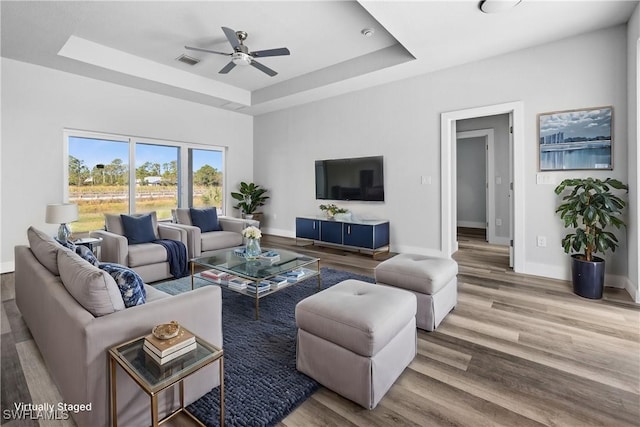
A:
[[152, 321, 180, 340]]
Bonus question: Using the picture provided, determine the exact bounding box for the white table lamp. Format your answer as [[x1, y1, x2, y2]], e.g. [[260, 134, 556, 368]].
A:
[[45, 203, 78, 241]]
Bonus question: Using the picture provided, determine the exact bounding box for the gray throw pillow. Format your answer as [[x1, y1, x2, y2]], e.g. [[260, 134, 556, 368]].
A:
[[57, 249, 125, 317], [27, 226, 61, 276]]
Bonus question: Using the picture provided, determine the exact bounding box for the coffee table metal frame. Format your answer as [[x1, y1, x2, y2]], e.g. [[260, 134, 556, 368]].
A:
[[190, 246, 321, 320], [108, 330, 224, 427]]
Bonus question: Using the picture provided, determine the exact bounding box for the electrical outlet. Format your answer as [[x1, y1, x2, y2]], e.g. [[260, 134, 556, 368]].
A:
[[421, 175, 432, 185], [495, 218, 502, 226], [537, 236, 547, 247], [272, 213, 277, 220]]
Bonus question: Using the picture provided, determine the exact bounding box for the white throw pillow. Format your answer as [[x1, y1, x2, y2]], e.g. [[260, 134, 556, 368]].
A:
[[57, 249, 125, 317]]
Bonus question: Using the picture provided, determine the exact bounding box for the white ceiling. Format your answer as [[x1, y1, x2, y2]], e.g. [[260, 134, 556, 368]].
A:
[[2, 1, 637, 115]]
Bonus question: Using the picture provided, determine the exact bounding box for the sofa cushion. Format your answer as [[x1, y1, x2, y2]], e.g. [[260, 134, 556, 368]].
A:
[[105, 212, 159, 239], [27, 226, 61, 276], [127, 243, 168, 267], [201, 231, 243, 252], [121, 214, 156, 244], [144, 284, 170, 303], [57, 249, 125, 317], [190, 207, 222, 232], [99, 263, 146, 308], [75, 245, 99, 266]]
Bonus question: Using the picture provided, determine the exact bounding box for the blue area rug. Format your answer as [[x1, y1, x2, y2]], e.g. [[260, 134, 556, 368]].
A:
[[154, 267, 374, 427]]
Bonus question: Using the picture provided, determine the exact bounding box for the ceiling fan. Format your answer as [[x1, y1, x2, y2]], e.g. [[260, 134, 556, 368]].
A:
[[185, 27, 290, 77]]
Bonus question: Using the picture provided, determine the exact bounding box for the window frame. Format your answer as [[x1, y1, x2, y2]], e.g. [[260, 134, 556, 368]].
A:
[[64, 129, 226, 219]]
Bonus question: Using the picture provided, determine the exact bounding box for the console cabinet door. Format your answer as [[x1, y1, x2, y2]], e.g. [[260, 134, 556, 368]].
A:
[[296, 218, 320, 240], [320, 221, 343, 244], [343, 223, 374, 249]]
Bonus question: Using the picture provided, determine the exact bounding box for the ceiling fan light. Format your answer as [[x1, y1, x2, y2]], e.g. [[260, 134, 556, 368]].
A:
[[231, 52, 252, 66], [479, 0, 522, 14]]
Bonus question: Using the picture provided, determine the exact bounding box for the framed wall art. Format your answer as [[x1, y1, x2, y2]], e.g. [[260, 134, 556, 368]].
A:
[[538, 106, 613, 171]]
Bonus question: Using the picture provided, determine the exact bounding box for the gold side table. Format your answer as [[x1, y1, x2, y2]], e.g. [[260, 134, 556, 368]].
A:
[[108, 329, 224, 426]]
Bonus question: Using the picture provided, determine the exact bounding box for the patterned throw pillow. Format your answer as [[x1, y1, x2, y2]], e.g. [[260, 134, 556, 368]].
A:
[[75, 245, 99, 266], [55, 238, 77, 251], [99, 263, 146, 308]]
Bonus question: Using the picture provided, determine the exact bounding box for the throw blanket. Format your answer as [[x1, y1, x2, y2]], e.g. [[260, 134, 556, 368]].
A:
[[153, 239, 189, 278]]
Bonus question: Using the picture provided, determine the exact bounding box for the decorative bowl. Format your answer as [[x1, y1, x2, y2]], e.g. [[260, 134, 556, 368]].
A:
[[152, 321, 180, 340]]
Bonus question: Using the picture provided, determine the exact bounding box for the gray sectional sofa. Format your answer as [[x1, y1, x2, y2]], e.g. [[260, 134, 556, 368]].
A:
[[15, 227, 222, 427]]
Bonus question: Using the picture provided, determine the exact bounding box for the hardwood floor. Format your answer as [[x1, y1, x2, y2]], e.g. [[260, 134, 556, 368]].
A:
[[1, 232, 638, 426], [267, 232, 640, 427]]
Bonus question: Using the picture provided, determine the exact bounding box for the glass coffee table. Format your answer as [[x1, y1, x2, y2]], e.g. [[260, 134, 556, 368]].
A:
[[191, 247, 321, 320]]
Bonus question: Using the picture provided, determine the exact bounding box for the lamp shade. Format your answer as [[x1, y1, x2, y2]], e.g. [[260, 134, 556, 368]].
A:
[[45, 203, 78, 224]]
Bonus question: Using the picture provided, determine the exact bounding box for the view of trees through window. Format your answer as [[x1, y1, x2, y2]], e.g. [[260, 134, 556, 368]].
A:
[[68, 134, 224, 234]]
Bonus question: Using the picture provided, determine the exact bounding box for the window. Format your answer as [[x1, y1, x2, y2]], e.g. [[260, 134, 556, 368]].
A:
[[66, 131, 224, 234], [135, 143, 180, 221], [190, 148, 224, 209], [68, 136, 130, 233]]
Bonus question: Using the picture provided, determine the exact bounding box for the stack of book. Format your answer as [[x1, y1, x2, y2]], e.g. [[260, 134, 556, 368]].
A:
[[268, 276, 288, 289], [283, 269, 305, 282], [201, 269, 233, 284], [246, 281, 271, 294], [143, 328, 196, 365], [228, 277, 251, 290]]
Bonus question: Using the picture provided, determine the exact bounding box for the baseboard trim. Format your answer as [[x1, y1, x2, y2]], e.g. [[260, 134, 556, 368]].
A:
[[1, 261, 15, 274], [523, 261, 629, 289], [623, 277, 639, 302], [262, 227, 295, 239]]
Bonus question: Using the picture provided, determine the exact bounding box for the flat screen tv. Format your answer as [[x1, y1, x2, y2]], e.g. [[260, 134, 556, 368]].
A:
[[315, 155, 384, 201]]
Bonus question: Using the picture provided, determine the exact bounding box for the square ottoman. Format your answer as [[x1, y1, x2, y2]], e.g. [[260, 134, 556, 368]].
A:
[[295, 279, 416, 409], [375, 253, 458, 331]]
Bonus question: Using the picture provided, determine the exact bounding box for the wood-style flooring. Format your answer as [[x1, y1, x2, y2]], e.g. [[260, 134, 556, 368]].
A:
[[1, 230, 638, 426], [269, 230, 640, 427]]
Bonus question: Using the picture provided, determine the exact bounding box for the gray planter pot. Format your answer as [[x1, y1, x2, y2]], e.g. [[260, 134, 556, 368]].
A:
[[571, 254, 605, 299]]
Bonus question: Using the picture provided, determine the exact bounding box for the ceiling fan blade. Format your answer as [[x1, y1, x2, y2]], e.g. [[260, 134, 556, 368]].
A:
[[221, 26, 240, 49], [184, 46, 230, 56], [219, 61, 236, 74], [251, 47, 291, 58], [250, 60, 277, 77]]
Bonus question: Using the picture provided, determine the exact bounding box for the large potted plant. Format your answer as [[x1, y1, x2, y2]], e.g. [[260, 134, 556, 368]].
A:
[[231, 182, 269, 220], [554, 177, 628, 299]]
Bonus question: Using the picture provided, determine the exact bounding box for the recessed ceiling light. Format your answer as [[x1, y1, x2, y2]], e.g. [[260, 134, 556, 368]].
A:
[[361, 28, 374, 37], [479, 0, 522, 14]]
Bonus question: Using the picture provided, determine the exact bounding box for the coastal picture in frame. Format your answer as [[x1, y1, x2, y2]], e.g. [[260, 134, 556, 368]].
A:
[[538, 106, 613, 171]]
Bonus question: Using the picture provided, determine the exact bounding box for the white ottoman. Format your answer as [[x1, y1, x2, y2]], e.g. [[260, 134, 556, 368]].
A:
[[295, 279, 416, 409], [375, 254, 458, 331]]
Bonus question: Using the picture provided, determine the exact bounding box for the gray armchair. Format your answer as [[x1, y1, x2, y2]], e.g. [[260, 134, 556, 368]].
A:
[[90, 212, 188, 283], [171, 208, 256, 259]]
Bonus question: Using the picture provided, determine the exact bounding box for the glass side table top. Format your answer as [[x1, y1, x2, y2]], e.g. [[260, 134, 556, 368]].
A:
[[110, 335, 223, 393], [192, 246, 319, 281]]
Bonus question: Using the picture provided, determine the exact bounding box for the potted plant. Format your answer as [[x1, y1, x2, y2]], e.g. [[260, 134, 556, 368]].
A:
[[231, 182, 269, 220], [554, 177, 628, 299], [319, 203, 349, 220]]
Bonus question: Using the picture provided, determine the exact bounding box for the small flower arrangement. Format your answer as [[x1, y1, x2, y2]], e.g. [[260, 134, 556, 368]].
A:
[[319, 204, 348, 218], [242, 225, 262, 240]]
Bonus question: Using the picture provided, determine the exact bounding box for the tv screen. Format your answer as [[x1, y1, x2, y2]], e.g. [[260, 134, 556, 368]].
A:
[[315, 156, 384, 201]]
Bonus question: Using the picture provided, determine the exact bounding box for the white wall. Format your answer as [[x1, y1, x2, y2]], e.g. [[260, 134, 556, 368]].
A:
[[457, 114, 511, 239], [456, 137, 486, 229], [255, 25, 630, 279], [0, 58, 253, 272], [627, 3, 640, 302]]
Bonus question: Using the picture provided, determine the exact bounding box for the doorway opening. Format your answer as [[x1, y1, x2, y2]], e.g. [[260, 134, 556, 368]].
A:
[[441, 101, 525, 272]]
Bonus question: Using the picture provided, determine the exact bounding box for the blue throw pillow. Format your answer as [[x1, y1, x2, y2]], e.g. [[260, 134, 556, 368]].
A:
[[190, 208, 221, 232], [120, 214, 156, 244], [75, 245, 100, 266], [99, 263, 146, 308]]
